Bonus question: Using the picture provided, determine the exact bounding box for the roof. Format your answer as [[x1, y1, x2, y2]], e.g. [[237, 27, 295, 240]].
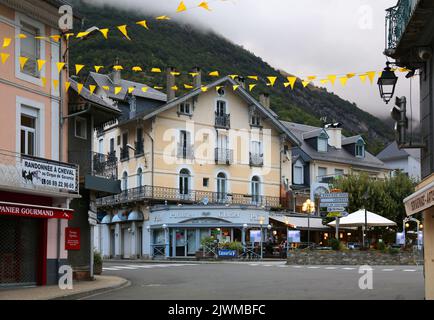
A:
[[69, 78, 121, 115], [342, 135, 365, 146], [88, 72, 167, 102], [121, 76, 301, 146], [282, 121, 386, 171], [377, 141, 421, 161], [303, 128, 327, 140]]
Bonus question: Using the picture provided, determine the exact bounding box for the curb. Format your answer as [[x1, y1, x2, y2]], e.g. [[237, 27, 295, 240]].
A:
[[104, 259, 287, 264], [51, 277, 130, 300]]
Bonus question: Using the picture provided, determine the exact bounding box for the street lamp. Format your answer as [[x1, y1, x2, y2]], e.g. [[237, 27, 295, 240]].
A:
[[378, 62, 398, 104], [362, 191, 369, 249], [302, 199, 315, 249]]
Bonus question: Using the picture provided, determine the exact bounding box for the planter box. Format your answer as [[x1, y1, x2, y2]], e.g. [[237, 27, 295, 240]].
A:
[[94, 263, 103, 275]]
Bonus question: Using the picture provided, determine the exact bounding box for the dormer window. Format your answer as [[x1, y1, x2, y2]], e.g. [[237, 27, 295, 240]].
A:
[[317, 132, 328, 152], [356, 141, 365, 158], [251, 112, 261, 127], [179, 102, 192, 116]]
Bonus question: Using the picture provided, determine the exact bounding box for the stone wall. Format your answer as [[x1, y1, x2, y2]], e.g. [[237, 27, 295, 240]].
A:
[[287, 250, 419, 265]]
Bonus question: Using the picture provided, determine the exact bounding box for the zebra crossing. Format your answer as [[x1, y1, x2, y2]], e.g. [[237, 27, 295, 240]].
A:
[[103, 263, 198, 272]]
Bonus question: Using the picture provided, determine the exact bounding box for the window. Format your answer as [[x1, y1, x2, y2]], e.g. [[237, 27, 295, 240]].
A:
[[179, 102, 192, 115], [251, 176, 260, 203], [20, 114, 36, 156], [122, 172, 128, 191], [251, 141, 262, 155], [110, 138, 115, 154], [179, 169, 191, 196], [217, 87, 225, 97], [217, 172, 227, 202], [216, 100, 227, 116], [251, 111, 261, 127], [335, 169, 344, 177], [203, 178, 209, 187], [356, 142, 365, 158], [137, 168, 143, 189], [318, 167, 327, 178], [75, 117, 87, 139], [293, 162, 304, 185], [179, 130, 192, 159], [20, 22, 41, 78], [318, 137, 328, 152]]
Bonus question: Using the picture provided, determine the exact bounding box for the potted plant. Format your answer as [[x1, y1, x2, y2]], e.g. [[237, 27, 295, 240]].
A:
[[94, 250, 103, 275]]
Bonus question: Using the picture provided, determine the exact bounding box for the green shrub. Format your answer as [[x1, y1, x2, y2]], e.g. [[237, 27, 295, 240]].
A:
[[377, 241, 386, 252], [94, 250, 102, 265], [329, 238, 341, 251], [227, 242, 243, 252], [388, 247, 400, 255], [200, 236, 215, 248]]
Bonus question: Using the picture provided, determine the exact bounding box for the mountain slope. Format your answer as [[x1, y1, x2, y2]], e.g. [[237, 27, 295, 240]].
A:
[[69, 0, 394, 154]]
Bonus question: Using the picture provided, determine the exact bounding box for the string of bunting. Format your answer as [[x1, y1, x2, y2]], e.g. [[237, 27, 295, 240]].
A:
[[0, 52, 411, 94]]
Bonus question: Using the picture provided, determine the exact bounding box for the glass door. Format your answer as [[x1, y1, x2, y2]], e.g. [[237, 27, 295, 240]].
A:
[[187, 230, 197, 256], [175, 229, 186, 257]]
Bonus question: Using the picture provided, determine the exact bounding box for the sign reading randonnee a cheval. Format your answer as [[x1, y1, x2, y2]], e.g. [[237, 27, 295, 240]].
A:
[[21, 156, 78, 193], [404, 181, 434, 216]]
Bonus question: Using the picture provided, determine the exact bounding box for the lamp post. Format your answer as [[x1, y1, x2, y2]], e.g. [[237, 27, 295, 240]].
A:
[[259, 217, 264, 259], [302, 199, 315, 249], [377, 62, 398, 104], [403, 217, 422, 249], [362, 191, 369, 249]]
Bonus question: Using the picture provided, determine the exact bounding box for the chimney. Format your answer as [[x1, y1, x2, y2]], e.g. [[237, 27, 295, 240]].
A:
[[166, 66, 176, 101], [112, 58, 121, 86], [259, 93, 270, 109], [192, 67, 202, 89], [236, 76, 246, 89], [325, 123, 342, 149]]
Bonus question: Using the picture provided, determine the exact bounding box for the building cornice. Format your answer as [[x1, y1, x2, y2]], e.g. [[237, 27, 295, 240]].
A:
[[0, 0, 60, 28]]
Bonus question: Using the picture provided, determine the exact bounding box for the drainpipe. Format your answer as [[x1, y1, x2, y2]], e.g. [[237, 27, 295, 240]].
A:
[[142, 120, 155, 198]]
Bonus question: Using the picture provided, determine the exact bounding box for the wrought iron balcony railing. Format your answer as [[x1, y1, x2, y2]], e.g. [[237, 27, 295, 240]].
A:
[[96, 185, 282, 209], [316, 174, 347, 184], [249, 152, 264, 167], [215, 112, 231, 129], [69, 151, 118, 180], [120, 147, 129, 162], [135, 139, 144, 156], [386, 0, 420, 51], [177, 143, 195, 159], [215, 148, 234, 165]]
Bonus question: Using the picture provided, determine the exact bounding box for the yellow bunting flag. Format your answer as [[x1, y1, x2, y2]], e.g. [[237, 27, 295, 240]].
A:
[[286, 76, 297, 89], [18, 34, 27, 39], [37, 59, 46, 72], [359, 74, 367, 84], [233, 85, 240, 91], [209, 71, 219, 77], [189, 72, 199, 77], [41, 77, 46, 87], [56, 62, 65, 73], [184, 84, 193, 89], [77, 83, 84, 95], [154, 86, 164, 90], [52, 79, 59, 89], [201, 86, 208, 92], [177, 1, 187, 12], [65, 81, 71, 92], [171, 85, 179, 91], [50, 35, 61, 42], [19, 57, 28, 70], [267, 76, 277, 87], [75, 64, 85, 75], [132, 66, 143, 72], [1, 53, 10, 64], [216, 86, 223, 91], [35, 36, 47, 40], [128, 87, 135, 94], [2, 38, 11, 48], [249, 84, 257, 92], [141, 87, 149, 93], [117, 25, 131, 40], [94, 66, 104, 73], [327, 75, 337, 85], [199, 1, 211, 11], [307, 76, 317, 81], [346, 73, 355, 79], [114, 87, 123, 95], [228, 75, 238, 80], [366, 71, 376, 84], [76, 31, 90, 39], [65, 33, 74, 40], [99, 28, 109, 39], [156, 16, 171, 20], [89, 85, 96, 95], [339, 76, 348, 87], [248, 76, 258, 81], [399, 68, 410, 73], [136, 20, 149, 30], [302, 80, 310, 88], [151, 68, 162, 73], [102, 86, 110, 91], [320, 79, 329, 85], [113, 65, 124, 71], [171, 71, 181, 76]]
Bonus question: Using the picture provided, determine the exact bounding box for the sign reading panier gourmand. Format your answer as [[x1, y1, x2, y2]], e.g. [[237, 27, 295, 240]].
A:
[[0, 201, 73, 219], [21, 156, 78, 193], [404, 181, 434, 216]]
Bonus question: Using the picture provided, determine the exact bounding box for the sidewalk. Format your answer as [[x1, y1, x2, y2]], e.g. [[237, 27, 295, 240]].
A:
[[0, 275, 129, 300], [105, 258, 287, 264]]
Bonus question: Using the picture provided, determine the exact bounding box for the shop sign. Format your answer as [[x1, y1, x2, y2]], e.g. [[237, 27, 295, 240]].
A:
[[0, 201, 73, 220], [21, 156, 78, 193], [65, 227, 81, 250], [218, 249, 237, 258], [250, 230, 262, 243], [287, 230, 301, 243], [404, 182, 434, 216]]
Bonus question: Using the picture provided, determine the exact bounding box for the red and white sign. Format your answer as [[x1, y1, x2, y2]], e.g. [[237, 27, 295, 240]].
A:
[[65, 227, 81, 250], [0, 201, 73, 220]]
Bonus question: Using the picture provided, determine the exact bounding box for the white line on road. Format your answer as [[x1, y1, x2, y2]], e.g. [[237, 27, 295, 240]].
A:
[[307, 266, 320, 269], [102, 268, 121, 271], [403, 269, 416, 272], [292, 266, 303, 268], [342, 267, 356, 270], [382, 269, 395, 272], [325, 267, 337, 270], [249, 264, 259, 266], [110, 266, 138, 270]]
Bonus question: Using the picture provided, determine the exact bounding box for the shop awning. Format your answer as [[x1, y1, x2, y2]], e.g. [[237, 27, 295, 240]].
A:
[[270, 214, 331, 231], [0, 201, 73, 220], [327, 209, 397, 227]]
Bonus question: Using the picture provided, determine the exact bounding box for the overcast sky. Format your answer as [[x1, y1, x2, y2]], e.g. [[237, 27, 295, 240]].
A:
[[86, 0, 420, 121]]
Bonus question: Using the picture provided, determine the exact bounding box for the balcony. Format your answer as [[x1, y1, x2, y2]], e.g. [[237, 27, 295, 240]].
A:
[[177, 143, 195, 160], [249, 152, 264, 167], [386, 0, 419, 51], [91, 152, 118, 180], [215, 148, 234, 165], [96, 185, 282, 209], [135, 139, 144, 157], [120, 147, 130, 162], [0, 149, 79, 196], [215, 113, 231, 129], [316, 174, 347, 184]]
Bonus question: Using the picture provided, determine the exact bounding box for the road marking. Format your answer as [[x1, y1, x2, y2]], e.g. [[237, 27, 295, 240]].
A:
[[307, 266, 320, 269], [292, 266, 303, 268], [325, 267, 337, 270], [102, 268, 121, 271], [382, 269, 395, 272], [342, 267, 356, 270], [110, 266, 138, 270], [403, 269, 416, 272], [277, 265, 288, 268], [249, 264, 259, 266]]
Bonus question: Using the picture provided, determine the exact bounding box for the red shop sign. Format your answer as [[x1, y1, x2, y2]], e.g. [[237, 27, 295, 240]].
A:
[[65, 227, 81, 251], [0, 201, 73, 220]]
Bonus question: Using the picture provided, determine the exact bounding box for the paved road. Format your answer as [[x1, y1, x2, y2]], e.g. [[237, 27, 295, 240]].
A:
[[84, 261, 424, 300]]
